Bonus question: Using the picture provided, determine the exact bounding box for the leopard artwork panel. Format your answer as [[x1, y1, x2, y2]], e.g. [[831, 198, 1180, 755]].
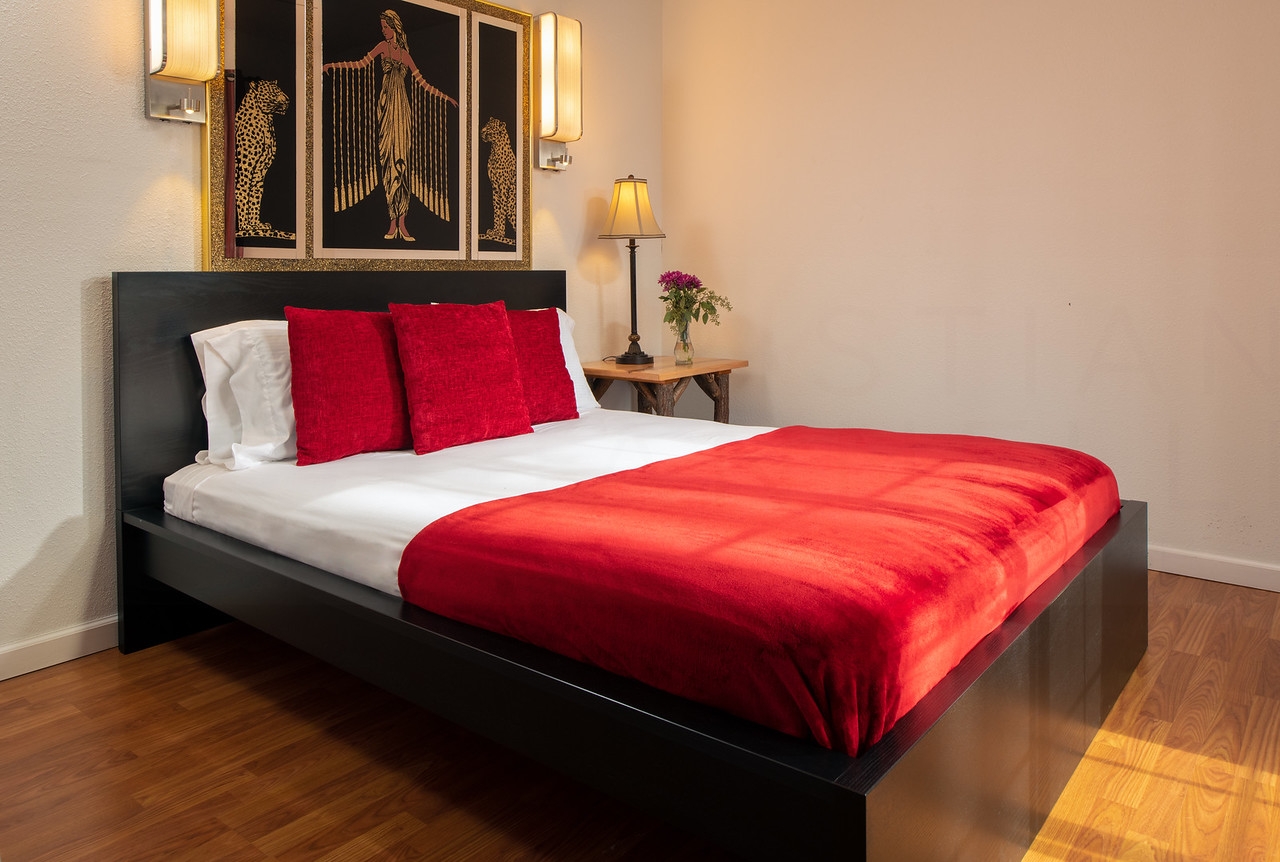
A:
[[234, 79, 295, 241], [478, 117, 516, 247]]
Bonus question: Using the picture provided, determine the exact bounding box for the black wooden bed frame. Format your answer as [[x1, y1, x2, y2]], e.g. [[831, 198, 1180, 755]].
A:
[[113, 269, 1148, 861]]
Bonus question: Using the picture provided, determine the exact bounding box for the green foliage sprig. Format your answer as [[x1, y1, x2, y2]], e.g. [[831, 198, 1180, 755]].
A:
[[658, 270, 732, 333]]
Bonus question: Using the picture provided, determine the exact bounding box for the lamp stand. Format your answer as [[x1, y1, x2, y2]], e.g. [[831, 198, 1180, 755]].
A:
[[616, 238, 653, 365]]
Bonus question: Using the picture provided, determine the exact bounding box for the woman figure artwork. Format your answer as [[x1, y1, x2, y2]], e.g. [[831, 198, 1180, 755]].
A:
[[323, 10, 458, 242]]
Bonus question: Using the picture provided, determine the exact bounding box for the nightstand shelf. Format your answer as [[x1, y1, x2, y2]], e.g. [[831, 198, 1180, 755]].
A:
[[581, 356, 748, 423]]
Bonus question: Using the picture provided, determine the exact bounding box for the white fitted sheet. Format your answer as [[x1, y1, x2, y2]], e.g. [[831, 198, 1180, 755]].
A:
[[165, 409, 771, 596]]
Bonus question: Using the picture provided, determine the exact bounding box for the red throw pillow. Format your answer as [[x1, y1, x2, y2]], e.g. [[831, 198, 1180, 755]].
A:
[[506, 308, 579, 424], [389, 301, 533, 454], [284, 307, 412, 465]]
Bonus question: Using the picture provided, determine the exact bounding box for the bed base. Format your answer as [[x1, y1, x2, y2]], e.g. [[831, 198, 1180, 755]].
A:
[[114, 270, 1148, 861]]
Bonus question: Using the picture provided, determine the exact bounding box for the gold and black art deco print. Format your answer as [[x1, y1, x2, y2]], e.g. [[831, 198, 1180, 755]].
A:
[[208, 0, 531, 271], [317, 0, 465, 260], [472, 11, 523, 261], [222, 0, 305, 261]]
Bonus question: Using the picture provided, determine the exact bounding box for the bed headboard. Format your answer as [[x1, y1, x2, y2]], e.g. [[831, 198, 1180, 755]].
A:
[[112, 269, 567, 513]]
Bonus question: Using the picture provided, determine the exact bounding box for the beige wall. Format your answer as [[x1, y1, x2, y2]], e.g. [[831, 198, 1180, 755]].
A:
[[662, 0, 1279, 589], [523, 0, 667, 369], [1, 0, 1275, 674]]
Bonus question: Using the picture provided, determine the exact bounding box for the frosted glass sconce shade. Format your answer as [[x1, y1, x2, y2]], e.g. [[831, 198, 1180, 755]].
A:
[[534, 12, 582, 170], [145, 0, 220, 124]]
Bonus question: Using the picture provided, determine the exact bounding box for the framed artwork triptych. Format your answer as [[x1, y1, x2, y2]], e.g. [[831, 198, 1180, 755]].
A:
[[212, 0, 530, 270]]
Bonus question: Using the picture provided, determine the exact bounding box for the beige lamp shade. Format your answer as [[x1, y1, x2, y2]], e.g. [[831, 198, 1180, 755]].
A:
[[599, 175, 666, 239], [147, 0, 220, 82]]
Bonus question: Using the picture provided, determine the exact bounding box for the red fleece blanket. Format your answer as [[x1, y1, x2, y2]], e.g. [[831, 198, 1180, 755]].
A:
[[398, 427, 1119, 755]]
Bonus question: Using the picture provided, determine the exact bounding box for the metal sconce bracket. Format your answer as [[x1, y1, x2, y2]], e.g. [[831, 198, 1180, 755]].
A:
[[539, 139, 572, 171], [146, 77, 208, 124]]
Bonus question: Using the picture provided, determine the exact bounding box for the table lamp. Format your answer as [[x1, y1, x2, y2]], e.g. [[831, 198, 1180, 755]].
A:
[[599, 175, 665, 365]]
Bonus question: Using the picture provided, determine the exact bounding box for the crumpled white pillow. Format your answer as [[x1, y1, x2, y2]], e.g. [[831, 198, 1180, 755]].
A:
[[190, 320, 295, 469], [555, 308, 600, 415]]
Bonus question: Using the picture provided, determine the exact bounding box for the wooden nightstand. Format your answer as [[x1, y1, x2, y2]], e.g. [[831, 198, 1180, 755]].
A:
[[581, 356, 748, 423]]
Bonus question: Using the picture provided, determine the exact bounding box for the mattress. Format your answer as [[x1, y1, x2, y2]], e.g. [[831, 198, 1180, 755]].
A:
[[164, 409, 771, 595]]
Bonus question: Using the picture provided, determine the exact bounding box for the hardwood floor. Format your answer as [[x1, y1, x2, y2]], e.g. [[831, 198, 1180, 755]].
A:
[[1, 571, 1276, 861], [0, 622, 733, 860], [1026, 571, 1280, 862]]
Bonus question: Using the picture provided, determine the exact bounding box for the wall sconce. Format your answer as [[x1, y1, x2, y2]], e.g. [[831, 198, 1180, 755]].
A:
[[599, 175, 665, 364], [534, 12, 582, 171], [145, 0, 220, 124]]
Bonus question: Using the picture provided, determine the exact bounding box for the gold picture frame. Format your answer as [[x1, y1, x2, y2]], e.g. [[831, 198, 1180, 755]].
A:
[[207, 0, 531, 271]]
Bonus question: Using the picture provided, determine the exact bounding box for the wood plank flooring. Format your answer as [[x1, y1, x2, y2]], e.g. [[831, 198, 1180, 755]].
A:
[[1, 571, 1276, 861], [0, 624, 733, 861], [1025, 571, 1280, 862]]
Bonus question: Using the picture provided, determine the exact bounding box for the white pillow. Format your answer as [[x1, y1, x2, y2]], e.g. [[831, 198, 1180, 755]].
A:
[[556, 308, 600, 414], [190, 320, 295, 469]]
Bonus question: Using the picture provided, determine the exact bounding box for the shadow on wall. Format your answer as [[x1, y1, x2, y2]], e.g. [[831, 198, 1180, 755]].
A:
[[0, 516, 117, 679], [0, 275, 118, 678], [574, 191, 632, 410], [575, 191, 623, 362]]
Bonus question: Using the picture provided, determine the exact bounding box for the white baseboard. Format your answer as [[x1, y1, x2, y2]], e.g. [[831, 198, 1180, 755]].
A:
[[1149, 546, 1280, 594], [0, 616, 119, 682]]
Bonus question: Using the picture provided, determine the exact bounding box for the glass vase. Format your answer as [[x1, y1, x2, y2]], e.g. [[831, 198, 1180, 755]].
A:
[[673, 324, 694, 365]]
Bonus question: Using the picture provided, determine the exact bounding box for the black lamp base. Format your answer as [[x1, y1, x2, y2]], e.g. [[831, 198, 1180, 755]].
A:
[[615, 348, 653, 365]]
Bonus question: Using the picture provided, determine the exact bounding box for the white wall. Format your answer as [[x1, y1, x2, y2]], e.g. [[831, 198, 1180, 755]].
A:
[[0, 2, 207, 675], [661, 0, 1280, 590]]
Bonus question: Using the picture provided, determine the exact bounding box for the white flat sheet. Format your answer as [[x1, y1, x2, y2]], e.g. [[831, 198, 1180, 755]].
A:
[[165, 409, 771, 596]]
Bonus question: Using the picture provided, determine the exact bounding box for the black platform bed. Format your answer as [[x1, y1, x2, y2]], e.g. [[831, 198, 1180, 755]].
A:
[[113, 269, 1148, 861]]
